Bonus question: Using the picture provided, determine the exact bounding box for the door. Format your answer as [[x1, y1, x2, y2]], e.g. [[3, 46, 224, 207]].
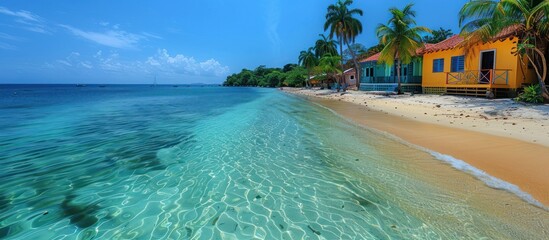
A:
[[479, 50, 495, 84]]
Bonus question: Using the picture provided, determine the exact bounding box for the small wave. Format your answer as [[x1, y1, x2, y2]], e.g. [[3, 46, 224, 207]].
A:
[[427, 151, 548, 211], [311, 100, 548, 211]]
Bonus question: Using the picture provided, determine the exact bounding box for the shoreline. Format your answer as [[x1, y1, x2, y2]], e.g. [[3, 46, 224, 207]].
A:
[[283, 88, 549, 207]]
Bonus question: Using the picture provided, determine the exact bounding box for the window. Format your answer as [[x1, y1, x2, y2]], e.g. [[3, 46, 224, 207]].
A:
[[451, 55, 465, 72], [433, 59, 444, 72], [369, 68, 374, 77]]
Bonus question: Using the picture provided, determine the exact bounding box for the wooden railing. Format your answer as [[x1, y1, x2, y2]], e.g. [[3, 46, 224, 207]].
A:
[[446, 69, 510, 86]]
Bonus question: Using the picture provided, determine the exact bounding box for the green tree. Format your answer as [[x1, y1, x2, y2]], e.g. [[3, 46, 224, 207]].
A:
[[314, 34, 338, 58], [357, 44, 384, 61], [265, 71, 285, 87], [298, 47, 318, 88], [283, 66, 307, 87], [343, 43, 367, 67], [318, 53, 342, 87], [376, 3, 430, 94], [422, 27, 453, 43], [324, 0, 363, 89], [282, 63, 299, 73], [459, 0, 549, 101], [239, 70, 255, 86]]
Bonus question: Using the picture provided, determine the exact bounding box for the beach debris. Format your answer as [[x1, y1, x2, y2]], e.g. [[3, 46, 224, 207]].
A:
[[436, 105, 441, 108], [307, 225, 321, 235], [185, 227, 193, 237]]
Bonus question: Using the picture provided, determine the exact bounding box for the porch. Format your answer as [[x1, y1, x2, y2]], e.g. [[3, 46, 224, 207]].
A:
[[424, 69, 515, 98], [446, 69, 510, 86]]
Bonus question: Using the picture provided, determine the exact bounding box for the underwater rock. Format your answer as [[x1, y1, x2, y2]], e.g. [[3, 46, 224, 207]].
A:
[[60, 194, 99, 228]]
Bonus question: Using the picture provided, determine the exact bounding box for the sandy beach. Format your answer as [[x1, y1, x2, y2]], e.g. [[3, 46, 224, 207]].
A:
[[284, 88, 549, 207]]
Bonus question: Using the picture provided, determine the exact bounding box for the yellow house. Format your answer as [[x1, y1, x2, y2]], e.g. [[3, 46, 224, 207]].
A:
[[422, 28, 536, 97]]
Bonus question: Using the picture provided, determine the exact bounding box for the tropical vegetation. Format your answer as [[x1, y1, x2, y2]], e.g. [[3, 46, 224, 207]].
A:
[[298, 47, 317, 88], [422, 27, 453, 43], [516, 84, 544, 103], [223, 64, 307, 87], [314, 34, 339, 58], [376, 3, 430, 94], [324, 0, 364, 89], [459, 0, 549, 101]]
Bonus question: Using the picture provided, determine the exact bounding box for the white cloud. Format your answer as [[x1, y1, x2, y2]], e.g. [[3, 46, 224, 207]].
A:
[[0, 7, 41, 22], [47, 49, 229, 79], [0, 32, 21, 41], [59, 24, 144, 49], [80, 61, 93, 69], [146, 49, 229, 77], [141, 32, 162, 40], [0, 6, 48, 33], [51, 52, 92, 69], [266, 1, 281, 56], [0, 42, 16, 50], [57, 60, 72, 67]]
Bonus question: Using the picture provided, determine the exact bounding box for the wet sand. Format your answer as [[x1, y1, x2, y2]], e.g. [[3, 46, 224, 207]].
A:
[[286, 90, 549, 207]]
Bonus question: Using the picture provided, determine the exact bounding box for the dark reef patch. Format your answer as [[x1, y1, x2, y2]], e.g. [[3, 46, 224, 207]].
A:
[[60, 194, 100, 228]]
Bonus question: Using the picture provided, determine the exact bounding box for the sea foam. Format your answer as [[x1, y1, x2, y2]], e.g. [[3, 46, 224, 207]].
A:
[[311, 100, 548, 211]]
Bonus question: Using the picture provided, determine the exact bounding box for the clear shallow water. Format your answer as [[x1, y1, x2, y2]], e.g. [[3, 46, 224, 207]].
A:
[[0, 85, 547, 239]]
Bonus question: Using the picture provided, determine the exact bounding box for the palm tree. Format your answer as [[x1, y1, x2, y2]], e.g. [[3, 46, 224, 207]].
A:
[[298, 47, 318, 88], [318, 53, 342, 87], [376, 3, 430, 94], [459, 0, 549, 101], [423, 27, 453, 43], [314, 34, 338, 58], [324, 0, 363, 89]]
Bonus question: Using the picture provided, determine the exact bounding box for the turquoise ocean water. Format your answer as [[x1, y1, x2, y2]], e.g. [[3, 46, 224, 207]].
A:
[[0, 85, 547, 239]]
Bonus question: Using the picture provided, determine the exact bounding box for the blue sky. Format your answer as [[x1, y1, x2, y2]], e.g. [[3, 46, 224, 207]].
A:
[[0, 0, 467, 84]]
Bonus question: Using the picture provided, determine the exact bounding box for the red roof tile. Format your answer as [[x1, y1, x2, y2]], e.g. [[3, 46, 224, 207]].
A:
[[360, 52, 380, 62], [422, 25, 520, 53], [421, 35, 464, 53]]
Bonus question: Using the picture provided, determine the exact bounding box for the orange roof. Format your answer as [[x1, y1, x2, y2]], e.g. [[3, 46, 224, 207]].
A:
[[360, 52, 380, 62], [421, 35, 464, 53], [422, 25, 520, 53]]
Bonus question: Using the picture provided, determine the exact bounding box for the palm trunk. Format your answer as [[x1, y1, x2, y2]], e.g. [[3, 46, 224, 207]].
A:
[[527, 47, 549, 101], [338, 34, 344, 92], [396, 60, 402, 94], [306, 72, 311, 88], [345, 39, 361, 90]]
